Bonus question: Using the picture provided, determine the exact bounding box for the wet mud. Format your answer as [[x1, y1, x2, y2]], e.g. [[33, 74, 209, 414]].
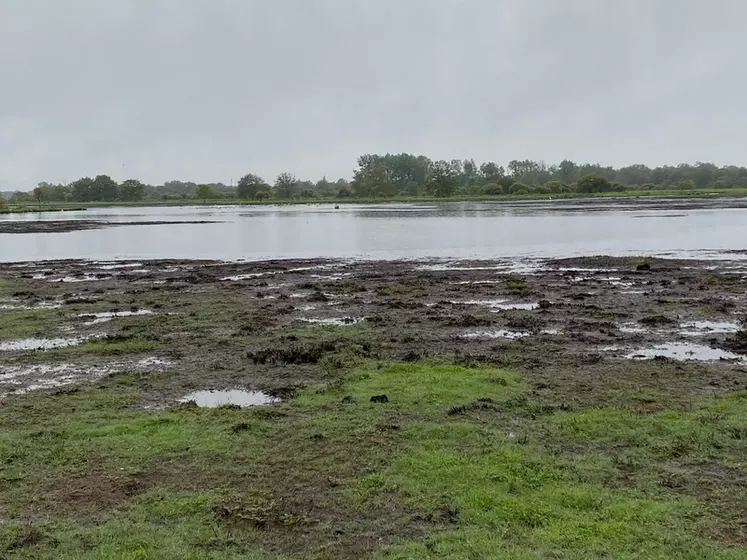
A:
[[0, 255, 746, 407], [0, 220, 219, 234]]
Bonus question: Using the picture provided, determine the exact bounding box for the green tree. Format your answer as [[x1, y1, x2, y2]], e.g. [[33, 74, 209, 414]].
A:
[[33, 185, 44, 207], [0, 198, 8, 212], [352, 154, 393, 198], [576, 174, 612, 193], [274, 172, 297, 199], [195, 184, 214, 203], [71, 177, 95, 201], [93, 174, 119, 201], [119, 179, 146, 202], [427, 160, 459, 197], [237, 173, 266, 199]]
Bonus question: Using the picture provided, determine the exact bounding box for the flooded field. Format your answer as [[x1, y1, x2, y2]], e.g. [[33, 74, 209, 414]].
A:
[[3, 198, 747, 261]]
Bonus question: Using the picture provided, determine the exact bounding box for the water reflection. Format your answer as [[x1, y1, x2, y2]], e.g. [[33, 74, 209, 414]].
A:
[[2, 199, 747, 262]]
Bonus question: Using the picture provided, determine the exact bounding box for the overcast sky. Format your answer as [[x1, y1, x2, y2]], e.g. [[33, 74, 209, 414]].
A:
[[1, 1, 746, 191]]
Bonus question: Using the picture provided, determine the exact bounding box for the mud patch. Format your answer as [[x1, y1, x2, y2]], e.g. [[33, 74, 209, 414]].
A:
[[0, 220, 219, 234]]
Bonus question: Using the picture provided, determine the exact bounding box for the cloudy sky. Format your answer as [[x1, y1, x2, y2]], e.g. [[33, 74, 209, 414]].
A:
[[1, 1, 745, 190]]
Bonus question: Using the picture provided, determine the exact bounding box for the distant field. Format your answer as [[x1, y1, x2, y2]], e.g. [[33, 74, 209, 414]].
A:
[[3, 188, 747, 213]]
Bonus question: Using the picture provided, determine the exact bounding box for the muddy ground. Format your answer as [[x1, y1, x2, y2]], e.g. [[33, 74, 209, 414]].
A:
[[1, 256, 746, 404], [2, 255, 747, 556], [0, 220, 219, 234]]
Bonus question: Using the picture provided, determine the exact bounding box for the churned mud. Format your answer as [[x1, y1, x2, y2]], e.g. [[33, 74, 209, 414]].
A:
[[0, 219, 219, 234], [1, 255, 746, 405]]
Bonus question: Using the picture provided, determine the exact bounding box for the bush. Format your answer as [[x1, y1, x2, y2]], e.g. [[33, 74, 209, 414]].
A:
[[482, 183, 502, 196], [337, 187, 353, 198], [0, 198, 7, 212], [576, 174, 612, 193], [255, 191, 271, 200], [543, 181, 567, 194], [509, 182, 530, 195]]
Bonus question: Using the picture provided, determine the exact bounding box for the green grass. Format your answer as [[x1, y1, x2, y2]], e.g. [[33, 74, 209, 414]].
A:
[[0, 309, 66, 339], [1, 363, 746, 558], [0, 277, 17, 297], [57, 337, 163, 355]]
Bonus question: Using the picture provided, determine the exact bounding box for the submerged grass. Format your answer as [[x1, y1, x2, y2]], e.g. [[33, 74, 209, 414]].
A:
[[1, 363, 746, 558]]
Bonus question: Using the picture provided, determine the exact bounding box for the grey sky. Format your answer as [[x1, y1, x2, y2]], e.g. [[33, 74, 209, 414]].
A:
[[1, 1, 746, 191]]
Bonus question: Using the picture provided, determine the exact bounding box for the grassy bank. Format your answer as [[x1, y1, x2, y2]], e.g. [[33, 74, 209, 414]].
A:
[[0, 206, 85, 215], [1, 362, 746, 558], [7, 187, 747, 213]]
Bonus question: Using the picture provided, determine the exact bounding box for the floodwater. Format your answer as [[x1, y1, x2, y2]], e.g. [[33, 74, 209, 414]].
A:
[[2, 198, 747, 262], [180, 390, 278, 408], [625, 343, 744, 362]]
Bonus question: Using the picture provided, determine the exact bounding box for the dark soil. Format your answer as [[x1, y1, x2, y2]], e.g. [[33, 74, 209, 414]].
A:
[[0, 220, 219, 234]]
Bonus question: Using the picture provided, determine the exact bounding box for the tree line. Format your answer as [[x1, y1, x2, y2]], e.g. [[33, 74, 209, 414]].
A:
[[4, 156, 747, 204]]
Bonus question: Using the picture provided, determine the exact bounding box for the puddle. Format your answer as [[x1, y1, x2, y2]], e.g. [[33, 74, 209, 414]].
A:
[[457, 300, 539, 311], [51, 275, 112, 283], [462, 329, 530, 340], [417, 260, 541, 275], [310, 273, 353, 281], [557, 267, 617, 273], [680, 321, 741, 336], [302, 317, 363, 326], [136, 357, 172, 368], [625, 342, 743, 362], [0, 300, 63, 310], [619, 323, 648, 334], [0, 337, 87, 351], [221, 272, 275, 281], [180, 390, 278, 408], [0, 357, 172, 397], [96, 263, 144, 270], [79, 309, 154, 325]]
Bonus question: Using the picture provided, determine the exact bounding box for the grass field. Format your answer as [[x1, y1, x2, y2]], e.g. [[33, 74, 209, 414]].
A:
[[2, 361, 747, 558], [3, 187, 747, 214]]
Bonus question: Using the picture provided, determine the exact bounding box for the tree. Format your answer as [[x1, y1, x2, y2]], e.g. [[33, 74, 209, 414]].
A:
[[119, 179, 146, 202], [352, 154, 393, 198], [71, 177, 95, 201], [195, 184, 214, 202], [274, 173, 297, 199], [576, 174, 612, 193], [33, 185, 44, 207], [92, 174, 119, 201], [237, 173, 266, 199], [0, 198, 8, 212], [427, 160, 459, 197]]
